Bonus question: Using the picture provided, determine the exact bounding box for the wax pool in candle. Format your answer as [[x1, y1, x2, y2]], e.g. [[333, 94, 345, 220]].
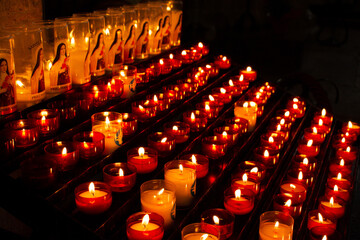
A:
[[224, 188, 255, 215], [231, 173, 259, 194], [126, 212, 164, 240], [319, 197, 345, 219], [240, 66, 257, 81], [183, 233, 219, 240], [307, 210, 337, 232], [259, 221, 293, 240], [280, 181, 307, 204], [44, 141, 79, 171]]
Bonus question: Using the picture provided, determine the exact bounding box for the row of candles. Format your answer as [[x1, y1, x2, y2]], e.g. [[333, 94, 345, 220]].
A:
[[306, 120, 360, 240]]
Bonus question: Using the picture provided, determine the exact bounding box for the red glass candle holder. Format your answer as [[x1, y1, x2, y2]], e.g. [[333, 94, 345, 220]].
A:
[[214, 126, 239, 146], [236, 161, 266, 182], [269, 116, 292, 131], [148, 63, 162, 77], [222, 81, 243, 97], [126, 212, 164, 240], [287, 97, 306, 110], [266, 127, 289, 143], [0, 130, 15, 156], [231, 173, 260, 195], [180, 153, 209, 179], [147, 132, 175, 157], [341, 121, 360, 136], [303, 127, 326, 144], [103, 162, 136, 192], [240, 66, 257, 82], [177, 78, 199, 93], [169, 53, 182, 69], [195, 42, 210, 55], [260, 133, 283, 151], [327, 173, 352, 190], [87, 85, 108, 107], [291, 155, 317, 173], [332, 135, 354, 149], [273, 193, 303, 218], [179, 50, 194, 64], [203, 63, 219, 78], [121, 113, 138, 136], [183, 110, 208, 132], [314, 108, 333, 126], [309, 227, 342, 240], [163, 84, 186, 101], [66, 92, 94, 113], [6, 119, 39, 148], [146, 93, 172, 112], [263, 131, 287, 147], [325, 183, 350, 202], [253, 147, 280, 168], [307, 210, 337, 232], [201, 208, 235, 240], [196, 102, 218, 119], [329, 158, 352, 176], [201, 136, 228, 159], [163, 121, 191, 144], [211, 87, 232, 104], [280, 180, 307, 204], [214, 55, 231, 69], [297, 139, 320, 157], [224, 187, 254, 215], [74, 181, 112, 214], [27, 109, 60, 137], [224, 117, 249, 135], [127, 147, 158, 174], [107, 78, 124, 98], [157, 58, 172, 75], [287, 168, 314, 187], [287, 98, 306, 119], [73, 131, 105, 160], [44, 141, 79, 171], [336, 146, 358, 162], [189, 48, 203, 61], [229, 75, 250, 90], [318, 196, 345, 219], [132, 100, 157, 122], [201, 95, 225, 111], [275, 109, 295, 123], [135, 67, 151, 85], [311, 120, 331, 135]]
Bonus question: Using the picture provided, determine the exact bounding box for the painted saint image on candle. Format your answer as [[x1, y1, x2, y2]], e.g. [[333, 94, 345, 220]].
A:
[[108, 29, 124, 67], [0, 56, 16, 111], [153, 18, 163, 53], [90, 33, 106, 76], [173, 13, 182, 46], [124, 25, 136, 63], [161, 16, 171, 48], [49, 43, 71, 90], [136, 21, 149, 58], [31, 48, 45, 94]]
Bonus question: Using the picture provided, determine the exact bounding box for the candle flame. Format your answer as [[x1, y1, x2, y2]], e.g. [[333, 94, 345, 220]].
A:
[[139, 105, 144, 111], [169, 53, 173, 59], [285, 111, 290, 117], [229, 80, 234, 86], [159, 59, 164, 65], [222, 131, 228, 137], [105, 116, 110, 126], [191, 112, 195, 121], [303, 158, 309, 165], [40, 110, 48, 117], [235, 189, 241, 199], [153, 95, 158, 102], [246, 66, 252, 72], [284, 199, 292, 207], [264, 150, 269, 157], [120, 70, 126, 77], [345, 132, 350, 137], [290, 184, 296, 189], [119, 168, 124, 177], [346, 146, 351, 152], [319, 119, 323, 126], [123, 113, 129, 119], [334, 185, 339, 192], [83, 141, 89, 149], [269, 136, 274, 143], [191, 154, 197, 164], [242, 173, 248, 183], [209, 95, 215, 101], [222, 56, 227, 61], [243, 102, 249, 108], [313, 127, 318, 134], [298, 171, 303, 180], [200, 234, 208, 240], [280, 119, 285, 125], [275, 221, 279, 228], [341, 137, 346, 143], [172, 125, 179, 131], [161, 137, 167, 143], [70, 37, 75, 46], [138, 147, 145, 157], [62, 147, 67, 155], [220, 88, 226, 94], [277, 124, 281, 131], [250, 167, 258, 173], [321, 109, 326, 117], [307, 140, 313, 147], [158, 188, 164, 195], [293, 98, 299, 103], [318, 213, 323, 223], [48, 61, 52, 70], [250, 102, 256, 107], [213, 215, 220, 225], [337, 173, 342, 180], [179, 164, 183, 173], [205, 104, 210, 111], [340, 159, 345, 166], [104, 28, 110, 35], [348, 121, 353, 128], [330, 197, 334, 206], [239, 74, 244, 81], [142, 214, 150, 229], [89, 182, 95, 196], [144, 100, 150, 106], [93, 85, 99, 91], [322, 236, 327, 240], [181, 50, 187, 56], [293, 104, 298, 110], [198, 42, 203, 48], [41, 116, 46, 121]]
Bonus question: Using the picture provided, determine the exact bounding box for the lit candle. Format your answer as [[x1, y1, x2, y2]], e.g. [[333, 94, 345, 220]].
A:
[[6, 119, 39, 148], [103, 162, 137, 192], [287, 168, 313, 186], [325, 184, 350, 202], [336, 146, 358, 162], [164, 121, 191, 144], [240, 66, 257, 82], [181, 154, 209, 179], [224, 188, 255, 215], [147, 132, 176, 157], [303, 127, 326, 144], [327, 172, 352, 190], [318, 196, 345, 219], [44, 141, 79, 171], [273, 194, 303, 218], [231, 173, 259, 195], [214, 126, 239, 146], [234, 101, 257, 132], [127, 147, 158, 174], [214, 55, 231, 69], [27, 109, 60, 137], [201, 136, 228, 159], [291, 155, 317, 173], [342, 121, 360, 136], [183, 110, 208, 132], [236, 161, 266, 182], [72, 131, 105, 160], [307, 210, 337, 233], [254, 147, 280, 168], [131, 100, 157, 121], [314, 108, 333, 126], [224, 117, 249, 135], [280, 181, 307, 204], [195, 42, 209, 55], [122, 113, 138, 136], [259, 211, 294, 240], [181, 223, 220, 240], [297, 139, 320, 157], [201, 209, 235, 240], [328, 158, 352, 176], [126, 212, 164, 240]]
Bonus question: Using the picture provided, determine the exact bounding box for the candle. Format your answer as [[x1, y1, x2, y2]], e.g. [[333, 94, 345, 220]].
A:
[[260, 135, 282, 151], [74, 181, 112, 214], [196, 102, 218, 119], [336, 146, 358, 162], [259, 211, 294, 240], [44, 141, 79, 171], [190, 69, 208, 87], [201, 209, 235, 240], [287, 168, 313, 187], [183, 110, 208, 132], [47, 100, 79, 121], [163, 84, 186, 101], [66, 92, 94, 113], [169, 53, 182, 69], [297, 139, 320, 157], [131, 100, 157, 121], [342, 121, 360, 136], [180, 50, 194, 64], [201, 95, 225, 112], [190, 49, 203, 61], [231, 173, 259, 195], [177, 79, 199, 94], [327, 172, 352, 190], [236, 161, 266, 182], [331, 135, 353, 149], [224, 117, 249, 135], [140, 180, 176, 228], [147, 93, 172, 112], [195, 42, 210, 55], [329, 157, 352, 176], [27, 109, 60, 137], [240, 66, 257, 82], [164, 121, 191, 144], [115, 65, 137, 98], [157, 58, 172, 75], [211, 87, 232, 104], [229, 74, 249, 91], [303, 127, 326, 144], [291, 155, 317, 173], [309, 227, 342, 240], [307, 210, 337, 233], [325, 184, 350, 202], [86, 85, 108, 107], [201, 136, 228, 159], [72, 131, 105, 160], [214, 55, 231, 69], [103, 162, 136, 192], [147, 132, 176, 157], [222, 80, 243, 97], [127, 147, 158, 174], [267, 124, 289, 142], [311, 119, 331, 135], [164, 160, 196, 207], [234, 101, 257, 132], [182, 223, 220, 240], [254, 147, 280, 168], [275, 109, 295, 123], [181, 154, 209, 179], [107, 78, 124, 99], [214, 126, 239, 146], [318, 196, 345, 219], [273, 194, 303, 218], [126, 212, 164, 240], [224, 188, 255, 215], [314, 108, 333, 126], [122, 113, 138, 136], [6, 119, 39, 148], [91, 112, 123, 155], [280, 180, 307, 204]]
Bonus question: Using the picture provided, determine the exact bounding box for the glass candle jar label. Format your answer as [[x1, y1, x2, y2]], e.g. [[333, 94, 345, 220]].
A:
[[48, 42, 71, 92], [124, 11, 137, 64], [171, 10, 182, 46], [90, 32, 106, 77], [108, 28, 124, 68]]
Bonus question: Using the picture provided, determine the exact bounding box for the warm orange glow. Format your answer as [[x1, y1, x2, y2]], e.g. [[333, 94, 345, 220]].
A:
[[158, 188, 164, 195], [139, 105, 144, 111], [275, 221, 279, 228], [284, 199, 292, 207], [62, 147, 67, 155], [205, 104, 210, 112], [246, 66, 252, 72], [293, 104, 298, 110], [169, 53, 173, 59], [239, 74, 244, 81], [277, 124, 281, 131], [41, 116, 46, 121], [337, 173, 342, 180], [285, 111, 290, 117], [346, 146, 351, 152], [250, 167, 258, 173], [222, 131, 228, 138], [243, 102, 249, 108], [119, 168, 124, 176], [213, 215, 220, 225], [161, 137, 167, 143], [209, 95, 215, 101], [138, 147, 145, 157], [318, 213, 323, 223], [40, 110, 48, 117], [191, 154, 197, 164], [191, 112, 196, 121], [229, 80, 234, 86], [206, 64, 211, 69], [269, 136, 274, 143], [348, 121, 353, 128], [330, 197, 334, 206], [322, 236, 327, 240], [303, 158, 309, 165], [290, 184, 296, 189], [298, 171, 303, 180], [313, 127, 318, 134], [293, 98, 299, 103], [321, 108, 326, 117], [242, 173, 248, 183], [222, 56, 227, 61], [93, 85, 99, 91], [172, 125, 179, 131], [280, 119, 285, 125], [159, 59, 164, 65], [179, 164, 183, 173], [250, 102, 256, 107], [181, 50, 187, 56], [153, 95, 158, 102], [307, 140, 313, 147], [334, 185, 339, 192], [264, 150, 269, 157], [220, 88, 226, 94], [340, 159, 345, 166], [120, 70, 126, 77], [89, 182, 95, 196], [198, 42, 204, 48], [200, 234, 209, 240], [83, 142, 89, 149], [341, 137, 345, 143], [235, 189, 241, 199], [142, 214, 150, 228], [319, 119, 323, 126]]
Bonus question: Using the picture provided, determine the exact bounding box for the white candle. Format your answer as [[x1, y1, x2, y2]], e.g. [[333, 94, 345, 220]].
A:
[[164, 164, 196, 207], [183, 233, 219, 240], [141, 189, 176, 228], [259, 222, 292, 240], [92, 123, 122, 155], [234, 101, 257, 132], [69, 49, 91, 85], [130, 222, 160, 231]]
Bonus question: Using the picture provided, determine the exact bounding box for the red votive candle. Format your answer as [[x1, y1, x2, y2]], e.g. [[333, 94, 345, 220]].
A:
[[195, 42, 210, 55], [190, 48, 202, 61], [87, 85, 108, 107], [275, 109, 295, 123], [189, 69, 208, 87], [108, 77, 124, 98], [260, 134, 283, 151], [169, 53, 182, 69], [309, 227, 342, 240], [66, 92, 94, 113], [103, 162, 136, 192], [314, 108, 333, 126], [196, 102, 218, 119], [291, 155, 317, 173], [267, 124, 289, 142], [297, 139, 320, 157], [176, 81, 197, 97], [318, 196, 345, 219], [280, 180, 307, 204], [287, 168, 314, 187], [201, 136, 228, 159], [201, 94, 225, 112], [231, 173, 260, 195], [325, 183, 350, 202], [225, 117, 249, 135], [329, 158, 352, 176], [163, 84, 186, 101], [75, 181, 112, 214], [214, 55, 231, 69], [201, 208, 235, 240], [273, 193, 303, 218], [127, 147, 158, 174], [183, 110, 208, 132], [148, 63, 161, 77], [214, 126, 239, 146], [222, 80, 243, 97], [27, 109, 60, 137], [203, 63, 219, 78], [211, 87, 232, 104], [147, 93, 172, 112], [163, 121, 191, 144], [253, 147, 280, 168], [240, 66, 257, 82], [236, 161, 266, 182], [122, 113, 138, 136], [44, 141, 79, 171], [73, 131, 105, 160], [307, 210, 337, 233], [47, 100, 78, 121], [132, 100, 157, 121], [147, 132, 175, 157], [336, 146, 358, 162], [332, 135, 354, 149], [224, 188, 254, 215], [126, 212, 164, 240], [181, 153, 209, 179], [327, 172, 352, 190], [179, 50, 194, 64], [311, 118, 331, 134], [341, 121, 360, 136], [303, 127, 326, 144], [229, 75, 250, 91], [157, 58, 172, 75], [7, 119, 39, 148]]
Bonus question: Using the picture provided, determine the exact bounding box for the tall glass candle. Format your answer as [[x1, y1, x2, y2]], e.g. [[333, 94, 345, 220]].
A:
[[234, 101, 257, 132], [6, 119, 39, 148], [27, 109, 60, 137], [259, 211, 294, 240], [182, 223, 220, 240]]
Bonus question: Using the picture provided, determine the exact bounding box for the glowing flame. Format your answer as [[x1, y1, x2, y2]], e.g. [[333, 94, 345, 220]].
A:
[[285, 111, 290, 117], [169, 53, 173, 59], [198, 42, 203, 48], [246, 66, 252, 72], [249, 102, 256, 107], [322, 236, 327, 240], [200, 234, 208, 240], [341, 137, 346, 143], [242, 173, 248, 183], [319, 119, 323, 126], [222, 56, 227, 61], [142, 214, 150, 229], [191, 155, 197, 164], [346, 146, 351, 152], [181, 50, 187, 56], [303, 158, 309, 165], [229, 80, 234, 86], [290, 184, 296, 189], [235, 189, 241, 200], [209, 95, 215, 101], [280, 119, 285, 125], [120, 70, 126, 77], [239, 75, 244, 81], [205, 104, 210, 111], [330, 197, 334, 206], [138, 147, 145, 157], [161, 137, 167, 143], [179, 164, 183, 173], [243, 102, 249, 108], [334, 185, 339, 192], [48, 62, 52, 70], [269, 136, 274, 143], [83, 141, 89, 149], [318, 213, 323, 223], [293, 98, 299, 103], [250, 167, 258, 173], [62, 147, 67, 155], [139, 105, 144, 111], [264, 150, 269, 157], [275, 221, 279, 228], [337, 173, 342, 180], [284, 199, 292, 207], [105, 116, 110, 126], [123, 113, 129, 119], [159, 59, 164, 65], [172, 125, 179, 131], [313, 127, 318, 134], [298, 171, 303, 180], [119, 168, 124, 176], [213, 215, 220, 225], [93, 85, 99, 91], [41, 116, 46, 121], [158, 188, 164, 195], [340, 159, 345, 166], [89, 182, 95, 196], [220, 88, 226, 94], [321, 109, 326, 116], [222, 131, 228, 137], [70, 37, 75, 46], [144, 100, 150, 106], [348, 121, 353, 128], [307, 140, 313, 147], [277, 125, 281, 131], [191, 112, 195, 121], [293, 104, 298, 110]]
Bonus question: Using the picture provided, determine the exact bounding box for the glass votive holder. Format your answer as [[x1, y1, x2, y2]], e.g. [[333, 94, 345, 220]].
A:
[[342, 121, 360, 136], [325, 183, 350, 203], [287, 168, 314, 187], [196, 102, 219, 120], [183, 110, 208, 132], [122, 113, 138, 136], [179, 50, 194, 64], [201, 208, 235, 240], [229, 75, 250, 90], [27, 109, 60, 137], [253, 146, 280, 168], [318, 196, 346, 219], [180, 153, 209, 179], [307, 210, 337, 233], [163, 84, 186, 101], [0, 130, 15, 157], [147, 132, 176, 157], [234, 101, 257, 132], [201, 95, 225, 112], [103, 162, 136, 192], [169, 53, 182, 69], [239, 66, 257, 82], [211, 87, 232, 104], [163, 121, 191, 144], [260, 132, 284, 151], [280, 180, 308, 204], [73, 131, 105, 160], [6, 119, 39, 148], [107, 78, 124, 99], [140, 179, 176, 229], [214, 55, 231, 69], [327, 172, 352, 190], [131, 100, 157, 122], [195, 42, 209, 55], [235, 161, 266, 182], [201, 136, 228, 159], [259, 211, 294, 240], [66, 92, 94, 113], [303, 127, 326, 145], [74, 181, 112, 215], [336, 146, 358, 162], [176, 79, 198, 94], [86, 85, 108, 107], [113, 65, 137, 98], [313, 108, 333, 127], [127, 147, 158, 174], [329, 157, 353, 177], [224, 187, 255, 215], [157, 58, 172, 75], [203, 63, 219, 78], [273, 193, 303, 218], [148, 63, 162, 77], [44, 141, 79, 171], [297, 139, 320, 157], [309, 227, 342, 240], [47, 99, 78, 121], [164, 160, 196, 207], [146, 93, 172, 112], [224, 117, 249, 135], [291, 155, 317, 173], [181, 223, 220, 240], [275, 109, 295, 123], [222, 82, 243, 97], [126, 212, 164, 240], [214, 126, 239, 146], [231, 173, 260, 195]]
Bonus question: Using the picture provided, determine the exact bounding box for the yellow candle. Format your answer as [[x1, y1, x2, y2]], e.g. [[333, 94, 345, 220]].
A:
[[183, 233, 219, 240], [234, 101, 257, 132], [259, 222, 292, 240], [130, 222, 159, 231]]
